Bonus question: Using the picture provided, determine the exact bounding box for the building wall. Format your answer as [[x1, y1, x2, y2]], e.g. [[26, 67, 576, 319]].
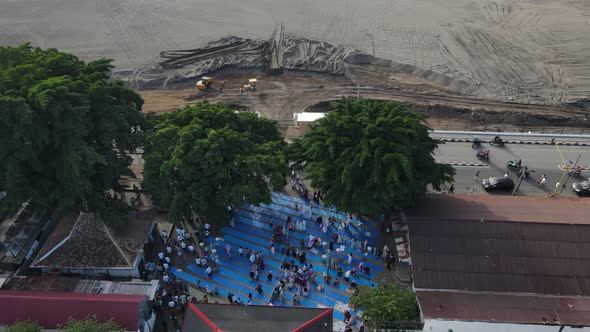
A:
[[424, 319, 590, 332], [40, 266, 140, 279]]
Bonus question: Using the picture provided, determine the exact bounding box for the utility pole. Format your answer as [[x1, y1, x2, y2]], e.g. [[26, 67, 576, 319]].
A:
[[557, 153, 582, 197], [512, 165, 528, 195]]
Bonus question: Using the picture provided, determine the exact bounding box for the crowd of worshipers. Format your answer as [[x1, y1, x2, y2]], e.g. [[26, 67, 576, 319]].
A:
[[152, 194, 380, 330]]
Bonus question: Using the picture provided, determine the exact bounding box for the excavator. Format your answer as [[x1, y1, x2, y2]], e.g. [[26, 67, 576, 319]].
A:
[[196, 76, 218, 92]]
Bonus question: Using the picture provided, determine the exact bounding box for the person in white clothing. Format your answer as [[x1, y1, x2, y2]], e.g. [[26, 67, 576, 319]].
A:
[[196, 257, 201, 266], [188, 245, 194, 253], [347, 253, 353, 265], [158, 252, 164, 260], [344, 270, 351, 282]]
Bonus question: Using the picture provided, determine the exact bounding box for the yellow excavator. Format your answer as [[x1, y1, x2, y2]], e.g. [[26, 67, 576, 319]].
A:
[[196, 76, 216, 92]]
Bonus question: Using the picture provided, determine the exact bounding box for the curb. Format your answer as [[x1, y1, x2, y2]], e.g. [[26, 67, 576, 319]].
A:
[[446, 161, 488, 167], [439, 138, 590, 146]]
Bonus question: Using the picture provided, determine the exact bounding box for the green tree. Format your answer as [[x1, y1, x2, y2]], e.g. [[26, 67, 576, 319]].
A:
[[350, 283, 420, 328], [142, 102, 287, 223], [298, 98, 454, 215], [2, 320, 41, 332], [61, 317, 124, 332], [0, 44, 147, 221]]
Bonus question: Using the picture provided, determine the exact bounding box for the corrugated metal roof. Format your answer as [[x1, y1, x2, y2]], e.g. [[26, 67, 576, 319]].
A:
[[417, 290, 590, 326], [408, 195, 590, 296], [0, 290, 145, 330], [406, 194, 590, 225]]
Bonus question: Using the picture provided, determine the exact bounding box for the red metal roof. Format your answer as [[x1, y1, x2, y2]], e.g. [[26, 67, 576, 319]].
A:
[[417, 290, 590, 326], [0, 290, 146, 330]]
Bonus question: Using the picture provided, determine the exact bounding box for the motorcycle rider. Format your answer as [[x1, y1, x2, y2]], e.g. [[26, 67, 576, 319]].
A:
[[493, 135, 501, 143], [472, 136, 481, 148]]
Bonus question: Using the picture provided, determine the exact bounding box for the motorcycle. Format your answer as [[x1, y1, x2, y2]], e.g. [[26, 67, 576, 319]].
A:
[[476, 150, 490, 160], [569, 168, 582, 177], [518, 166, 530, 178], [567, 161, 582, 177], [507, 160, 522, 169], [489, 139, 505, 147]]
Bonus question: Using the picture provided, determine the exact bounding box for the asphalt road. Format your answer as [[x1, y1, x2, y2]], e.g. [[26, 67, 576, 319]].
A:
[[435, 142, 590, 197]]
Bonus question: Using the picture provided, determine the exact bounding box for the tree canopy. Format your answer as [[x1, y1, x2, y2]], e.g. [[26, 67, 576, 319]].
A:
[[350, 283, 420, 328], [0, 44, 147, 220], [296, 98, 454, 215], [142, 102, 287, 222], [2, 317, 124, 332], [61, 317, 124, 332], [2, 320, 42, 332]]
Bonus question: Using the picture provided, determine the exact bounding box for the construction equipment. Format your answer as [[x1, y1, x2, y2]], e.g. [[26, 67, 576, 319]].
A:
[[196, 76, 216, 92], [242, 78, 257, 92]]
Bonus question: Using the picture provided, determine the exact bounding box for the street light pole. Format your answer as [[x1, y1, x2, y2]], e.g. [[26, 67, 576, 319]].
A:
[[512, 165, 528, 195], [557, 153, 583, 197]]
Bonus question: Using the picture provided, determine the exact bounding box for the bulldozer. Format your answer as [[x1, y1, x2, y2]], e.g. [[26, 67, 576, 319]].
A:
[[196, 76, 216, 92]]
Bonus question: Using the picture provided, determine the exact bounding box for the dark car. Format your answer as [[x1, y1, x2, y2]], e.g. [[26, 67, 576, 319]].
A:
[[482, 177, 515, 192], [572, 181, 590, 196]]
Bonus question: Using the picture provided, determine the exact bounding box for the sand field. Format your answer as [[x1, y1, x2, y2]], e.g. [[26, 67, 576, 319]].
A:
[[1, 0, 589, 103]]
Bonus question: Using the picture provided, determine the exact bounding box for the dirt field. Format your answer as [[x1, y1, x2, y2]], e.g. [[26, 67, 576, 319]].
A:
[[138, 68, 590, 139], [2, 0, 589, 104]]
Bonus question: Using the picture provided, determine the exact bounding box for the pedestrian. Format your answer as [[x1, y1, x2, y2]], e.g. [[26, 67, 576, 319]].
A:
[[347, 253, 353, 265], [267, 271, 273, 282], [537, 174, 547, 187], [449, 184, 455, 194], [161, 230, 167, 243], [205, 265, 212, 277], [474, 170, 480, 181], [163, 262, 169, 271], [248, 292, 253, 302], [239, 247, 244, 256], [270, 243, 275, 256], [504, 171, 509, 177], [227, 293, 234, 303]]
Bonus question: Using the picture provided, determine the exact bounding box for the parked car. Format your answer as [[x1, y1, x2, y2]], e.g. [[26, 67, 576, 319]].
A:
[[482, 177, 515, 192], [572, 181, 590, 196]]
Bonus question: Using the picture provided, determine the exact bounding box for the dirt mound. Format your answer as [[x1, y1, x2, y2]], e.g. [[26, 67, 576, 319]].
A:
[[282, 36, 357, 75], [114, 35, 361, 89], [411, 104, 590, 127], [113, 36, 270, 89]]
